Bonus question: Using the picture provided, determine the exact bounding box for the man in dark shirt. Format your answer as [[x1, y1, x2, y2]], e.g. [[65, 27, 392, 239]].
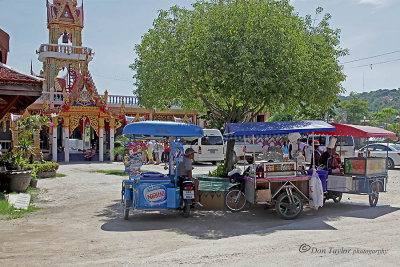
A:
[[310, 140, 322, 170], [319, 148, 331, 168], [177, 148, 202, 206]]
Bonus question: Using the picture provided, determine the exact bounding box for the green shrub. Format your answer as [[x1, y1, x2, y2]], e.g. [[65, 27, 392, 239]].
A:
[[208, 161, 231, 177], [26, 161, 59, 179]]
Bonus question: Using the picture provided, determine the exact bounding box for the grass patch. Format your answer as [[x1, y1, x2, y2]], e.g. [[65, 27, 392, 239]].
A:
[[92, 169, 150, 176], [93, 170, 129, 176], [54, 173, 66, 178], [27, 187, 40, 201], [0, 192, 40, 220]]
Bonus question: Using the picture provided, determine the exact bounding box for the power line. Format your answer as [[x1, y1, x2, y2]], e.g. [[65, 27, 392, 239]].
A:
[[350, 58, 400, 69], [341, 50, 400, 64]]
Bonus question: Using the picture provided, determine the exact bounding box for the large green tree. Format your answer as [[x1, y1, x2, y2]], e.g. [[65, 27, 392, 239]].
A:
[[131, 0, 347, 169]]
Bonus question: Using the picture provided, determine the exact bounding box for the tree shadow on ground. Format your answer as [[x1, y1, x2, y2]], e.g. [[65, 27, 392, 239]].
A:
[[97, 199, 399, 240]]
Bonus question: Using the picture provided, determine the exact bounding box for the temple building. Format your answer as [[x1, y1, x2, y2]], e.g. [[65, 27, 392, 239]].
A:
[[23, 0, 202, 162]]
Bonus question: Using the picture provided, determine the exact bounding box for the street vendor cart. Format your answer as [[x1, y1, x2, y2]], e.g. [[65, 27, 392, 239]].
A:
[[223, 120, 335, 219], [121, 121, 204, 220], [314, 123, 396, 207]]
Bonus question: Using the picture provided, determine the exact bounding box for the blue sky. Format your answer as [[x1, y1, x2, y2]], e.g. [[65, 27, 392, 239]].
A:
[[1, 0, 399, 96]]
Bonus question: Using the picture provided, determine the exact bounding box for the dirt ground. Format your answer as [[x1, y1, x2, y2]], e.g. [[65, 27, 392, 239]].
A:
[[0, 162, 399, 266]]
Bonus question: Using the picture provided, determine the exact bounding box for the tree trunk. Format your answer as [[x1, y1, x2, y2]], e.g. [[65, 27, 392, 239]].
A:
[[225, 139, 236, 172]]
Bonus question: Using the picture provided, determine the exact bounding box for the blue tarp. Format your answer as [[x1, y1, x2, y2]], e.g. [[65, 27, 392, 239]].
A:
[[123, 121, 204, 138], [224, 120, 335, 138]]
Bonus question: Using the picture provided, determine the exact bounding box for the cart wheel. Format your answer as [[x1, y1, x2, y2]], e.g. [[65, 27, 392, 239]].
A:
[[225, 189, 246, 212], [386, 158, 395, 170], [183, 203, 191, 218], [332, 192, 342, 203], [121, 187, 132, 220], [275, 192, 303, 220], [369, 182, 380, 207]]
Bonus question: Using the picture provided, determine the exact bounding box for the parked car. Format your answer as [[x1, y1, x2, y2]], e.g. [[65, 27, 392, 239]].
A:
[[357, 143, 400, 169], [182, 129, 224, 164]]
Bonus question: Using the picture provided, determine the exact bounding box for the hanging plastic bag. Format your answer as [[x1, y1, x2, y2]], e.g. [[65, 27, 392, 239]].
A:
[[309, 169, 324, 209]]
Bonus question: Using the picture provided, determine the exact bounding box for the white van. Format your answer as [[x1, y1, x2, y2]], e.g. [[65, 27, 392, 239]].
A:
[[304, 135, 355, 163], [182, 129, 224, 164]]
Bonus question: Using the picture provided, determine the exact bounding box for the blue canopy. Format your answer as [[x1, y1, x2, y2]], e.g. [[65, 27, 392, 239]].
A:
[[224, 120, 335, 138], [123, 121, 204, 139]]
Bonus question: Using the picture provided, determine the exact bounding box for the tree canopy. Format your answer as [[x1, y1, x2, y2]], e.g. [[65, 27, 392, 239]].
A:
[[338, 92, 369, 124], [131, 0, 347, 124]]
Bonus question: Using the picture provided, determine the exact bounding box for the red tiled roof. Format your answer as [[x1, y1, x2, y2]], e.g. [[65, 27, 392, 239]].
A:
[[0, 62, 43, 85]]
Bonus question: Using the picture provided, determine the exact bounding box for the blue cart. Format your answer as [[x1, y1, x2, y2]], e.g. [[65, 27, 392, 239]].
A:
[[121, 121, 204, 220]]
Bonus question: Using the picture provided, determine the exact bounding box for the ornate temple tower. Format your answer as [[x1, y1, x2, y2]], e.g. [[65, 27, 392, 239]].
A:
[[38, 0, 93, 94]]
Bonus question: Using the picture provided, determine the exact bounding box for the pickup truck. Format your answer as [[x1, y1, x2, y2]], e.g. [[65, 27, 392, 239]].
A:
[[224, 140, 263, 163]]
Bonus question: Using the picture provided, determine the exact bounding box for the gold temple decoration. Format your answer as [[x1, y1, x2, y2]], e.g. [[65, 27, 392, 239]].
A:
[[109, 118, 115, 129], [134, 113, 142, 123], [63, 117, 70, 128], [115, 120, 122, 129], [99, 117, 105, 128], [69, 114, 81, 136], [0, 113, 10, 132], [51, 117, 59, 127], [86, 115, 99, 136], [183, 114, 190, 124]]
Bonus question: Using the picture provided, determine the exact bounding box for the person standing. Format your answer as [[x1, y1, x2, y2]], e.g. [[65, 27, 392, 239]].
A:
[[164, 140, 170, 163], [141, 142, 148, 164], [282, 141, 289, 161], [147, 140, 154, 164], [310, 140, 322, 170], [154, 140, 161, 165]]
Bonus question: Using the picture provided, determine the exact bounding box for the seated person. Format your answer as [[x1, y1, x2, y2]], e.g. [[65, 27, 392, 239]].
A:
[[177, 148, 202, 207]]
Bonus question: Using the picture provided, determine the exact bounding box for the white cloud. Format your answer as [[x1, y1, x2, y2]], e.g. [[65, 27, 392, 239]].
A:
[[357, 0, 391, 7]]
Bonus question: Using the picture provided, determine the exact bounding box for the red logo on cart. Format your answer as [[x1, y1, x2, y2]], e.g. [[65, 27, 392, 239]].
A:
[[143, 185, 167, 204]]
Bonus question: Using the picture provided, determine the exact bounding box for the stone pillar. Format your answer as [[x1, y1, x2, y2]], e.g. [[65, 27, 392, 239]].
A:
[[50, 88, 55, 109], [64, 117, 70, 163], [99, 118, 104, 162], [109, 118, 115, 162], [82, 121, 86, 151], [52, 117, 59, 162]]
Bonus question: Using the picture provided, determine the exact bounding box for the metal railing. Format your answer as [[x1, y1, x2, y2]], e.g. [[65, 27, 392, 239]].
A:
[[33, 92, 141, 107], [38, 44, 94, 56]]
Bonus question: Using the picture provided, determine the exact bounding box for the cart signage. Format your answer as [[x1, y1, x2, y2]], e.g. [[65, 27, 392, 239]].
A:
[[172, 142, 184, 162], [143, 185, 167, 205]]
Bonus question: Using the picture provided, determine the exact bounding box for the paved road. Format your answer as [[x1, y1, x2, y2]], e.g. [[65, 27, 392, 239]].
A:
[[0, 162, 399, 266]]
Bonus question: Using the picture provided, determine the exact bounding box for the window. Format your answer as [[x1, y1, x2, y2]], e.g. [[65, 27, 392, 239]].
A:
[[308, 136, 326, 146], [336, 136, 354, 146], [374, 145, 389, 151], [390, 144, 400, 151], [201, 136, 223, 145], [180, 138, 198, 145]]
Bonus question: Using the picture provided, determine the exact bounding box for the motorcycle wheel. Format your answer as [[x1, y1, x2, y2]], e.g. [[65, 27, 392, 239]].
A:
[[183, 203, 190, 218]]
